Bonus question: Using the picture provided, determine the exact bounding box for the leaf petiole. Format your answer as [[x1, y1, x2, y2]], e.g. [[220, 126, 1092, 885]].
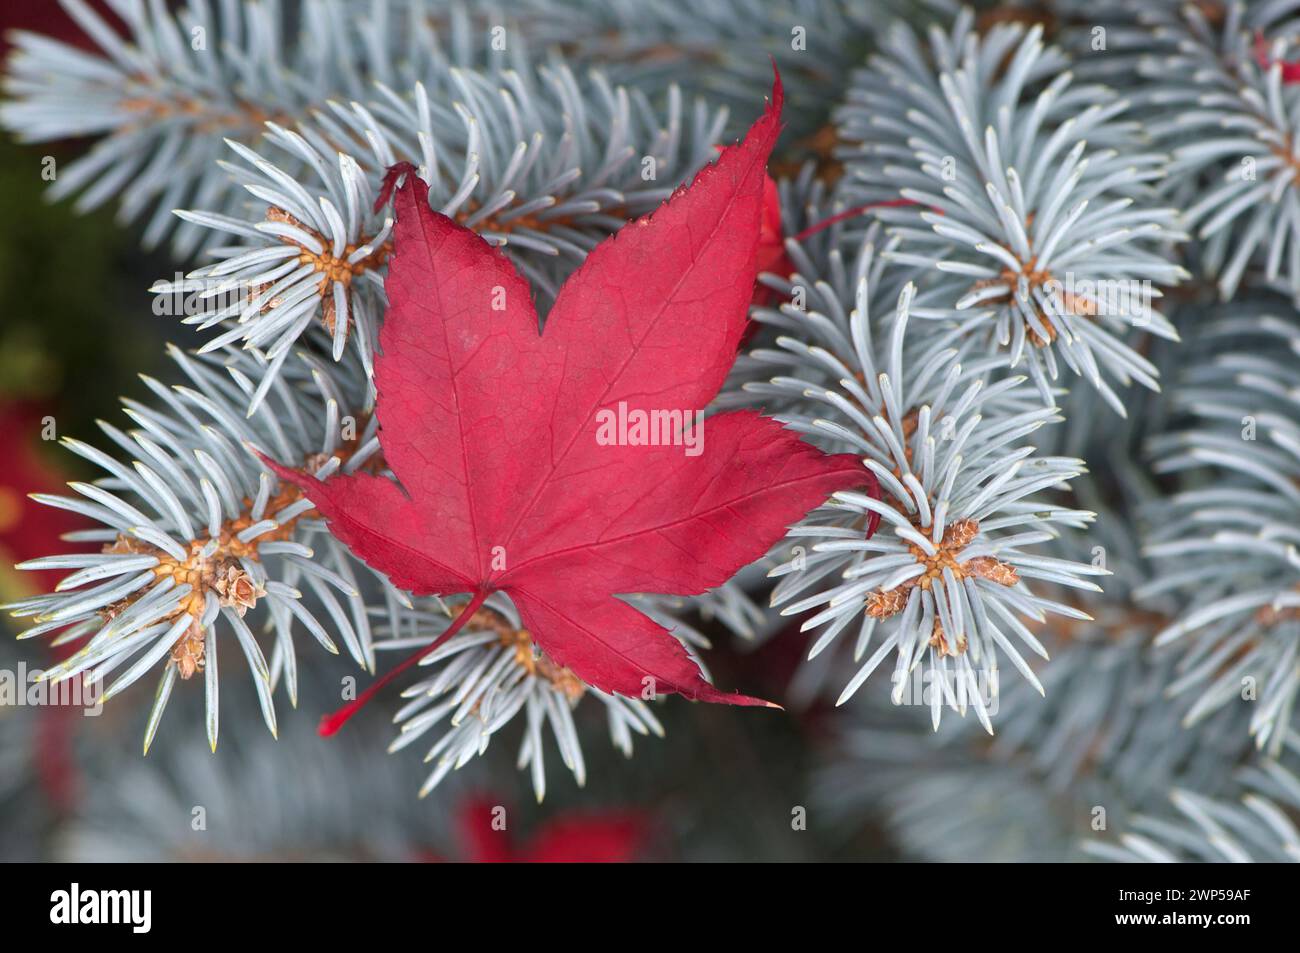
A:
[[318, 588, 491, 736]]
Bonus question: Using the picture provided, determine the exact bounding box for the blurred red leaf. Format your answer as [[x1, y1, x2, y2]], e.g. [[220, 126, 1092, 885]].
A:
[[456, 798, 650, 863]]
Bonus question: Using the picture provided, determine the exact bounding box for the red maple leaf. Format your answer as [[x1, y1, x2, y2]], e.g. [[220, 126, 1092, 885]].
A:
[[454, 798, 649, 863], [266, 71, 875, 733]]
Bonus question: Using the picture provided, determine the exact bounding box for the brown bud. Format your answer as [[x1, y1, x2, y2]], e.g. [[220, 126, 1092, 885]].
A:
[[964, 556, 1019, 587], [866, 587, 910, 619], [942, 518, 980, 552], [213, 562, 265, 616], [171, 619, 207, 680]]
